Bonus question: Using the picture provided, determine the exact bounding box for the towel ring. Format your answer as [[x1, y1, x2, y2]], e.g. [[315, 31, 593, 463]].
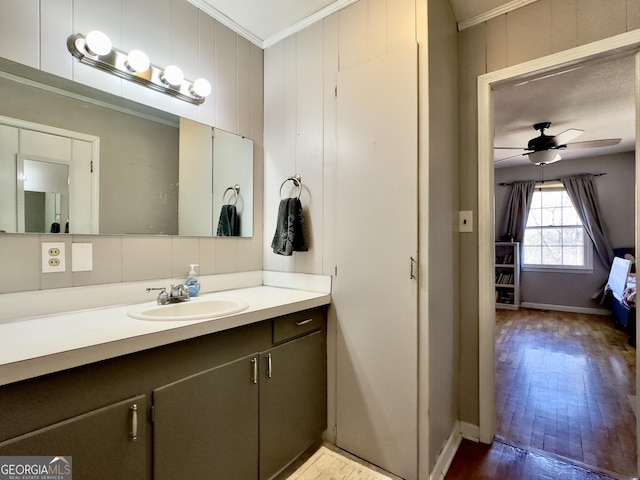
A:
[[223, 184, 240, 205], [279, 174, 302, 199]]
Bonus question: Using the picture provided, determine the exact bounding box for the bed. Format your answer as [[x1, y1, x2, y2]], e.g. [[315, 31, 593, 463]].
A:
[[605, 256, 636, 347]]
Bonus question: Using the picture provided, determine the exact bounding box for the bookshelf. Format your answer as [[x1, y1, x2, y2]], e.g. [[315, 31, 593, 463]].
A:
[[495, 242, 520, 310]]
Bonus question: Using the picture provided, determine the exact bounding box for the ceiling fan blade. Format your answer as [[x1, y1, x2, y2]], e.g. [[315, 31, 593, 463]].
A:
[[494, 152, 525, 163], [551, 128, 584, 146], [494, 146, 527, 150], [564, 138, 622, 150]]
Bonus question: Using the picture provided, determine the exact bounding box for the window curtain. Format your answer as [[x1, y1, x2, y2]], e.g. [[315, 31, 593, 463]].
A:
[[501, 180, 536, 243], [561, 174, 613, 268]]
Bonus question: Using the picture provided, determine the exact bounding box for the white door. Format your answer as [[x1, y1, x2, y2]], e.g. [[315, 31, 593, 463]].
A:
[[335, 44, 419, 479]]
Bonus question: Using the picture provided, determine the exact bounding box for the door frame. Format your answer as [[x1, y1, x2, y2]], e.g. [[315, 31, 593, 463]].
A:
[[477, 31, 640, 471]]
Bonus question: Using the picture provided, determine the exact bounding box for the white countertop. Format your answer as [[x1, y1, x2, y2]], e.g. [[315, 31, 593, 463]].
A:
[[0, 285, 330, 387]]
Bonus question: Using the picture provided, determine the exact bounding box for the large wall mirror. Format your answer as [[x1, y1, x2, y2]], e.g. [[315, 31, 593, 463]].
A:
[[0, 58, 254, 237]]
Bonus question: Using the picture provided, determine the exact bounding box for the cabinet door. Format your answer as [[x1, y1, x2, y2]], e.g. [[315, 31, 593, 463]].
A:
[[0, 395, 147, 480], [153, 354, 259, 480], [259, 331, 327, 479], [335, 43, 419, 479]]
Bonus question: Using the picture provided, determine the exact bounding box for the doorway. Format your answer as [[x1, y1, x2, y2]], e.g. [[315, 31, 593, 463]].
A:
[[477, 30, 640, 476]]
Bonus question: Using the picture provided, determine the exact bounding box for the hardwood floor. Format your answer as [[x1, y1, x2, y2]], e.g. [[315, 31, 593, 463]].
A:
[[445, 438, 622, 480], [447, 308, 636, 478]]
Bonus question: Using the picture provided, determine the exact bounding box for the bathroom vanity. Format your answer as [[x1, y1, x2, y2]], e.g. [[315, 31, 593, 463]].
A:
[[0, 285, 329, 480]]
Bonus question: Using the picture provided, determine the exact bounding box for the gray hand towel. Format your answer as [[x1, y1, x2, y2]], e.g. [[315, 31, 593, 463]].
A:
[[217, 204, 240, 236], [271, 198, 308, 255]]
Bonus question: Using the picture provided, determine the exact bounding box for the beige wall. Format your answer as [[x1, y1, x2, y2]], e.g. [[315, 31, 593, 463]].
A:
[[0, 0, 264, 294], [458, 0, 640, 426]]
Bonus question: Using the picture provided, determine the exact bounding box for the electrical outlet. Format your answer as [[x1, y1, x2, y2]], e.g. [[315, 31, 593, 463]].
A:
[[42, 242, 66, 273]]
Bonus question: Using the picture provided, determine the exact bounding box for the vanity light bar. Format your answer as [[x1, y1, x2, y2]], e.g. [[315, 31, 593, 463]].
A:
[[67, 31, 211, 105]]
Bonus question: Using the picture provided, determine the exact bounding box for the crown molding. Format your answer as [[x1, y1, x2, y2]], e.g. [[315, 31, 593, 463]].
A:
[[188, 0, 358, 49], [457, 0, 539, 31]]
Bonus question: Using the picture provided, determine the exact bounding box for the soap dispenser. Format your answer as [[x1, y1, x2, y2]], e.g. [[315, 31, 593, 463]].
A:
[[185, 264, 201, 297]]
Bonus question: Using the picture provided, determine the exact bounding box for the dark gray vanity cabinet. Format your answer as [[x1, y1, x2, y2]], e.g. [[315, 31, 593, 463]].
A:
[[0, 306, 327, 480], [152, 308, 327, 480], [152, 354, 260, 480], [0, 395, 148, 479], [259, 330, 327, 479]]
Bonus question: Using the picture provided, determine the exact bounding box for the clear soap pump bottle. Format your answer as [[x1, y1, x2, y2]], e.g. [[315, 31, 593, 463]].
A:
[[186, 264, 200, 297]]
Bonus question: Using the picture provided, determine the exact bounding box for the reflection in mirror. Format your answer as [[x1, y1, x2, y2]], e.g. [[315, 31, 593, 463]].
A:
[[178, 122, 254, 237], [0, 57, 254, 237], [21, 160, 69, 233], [212, 129, 254, 237]]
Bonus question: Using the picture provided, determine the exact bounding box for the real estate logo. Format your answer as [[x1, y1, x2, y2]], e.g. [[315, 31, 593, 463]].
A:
[[0, 456, 72, 480]]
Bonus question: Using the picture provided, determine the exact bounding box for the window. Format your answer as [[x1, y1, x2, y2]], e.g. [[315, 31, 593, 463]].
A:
[[523, 187, 592, 270]]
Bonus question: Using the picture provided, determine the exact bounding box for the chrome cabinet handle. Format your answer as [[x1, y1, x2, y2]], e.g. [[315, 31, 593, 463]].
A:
[[130, 404, 138, 441], [251, 357, 258, 384], [295, 318, 313, 326], [266, 354, 272, 378]]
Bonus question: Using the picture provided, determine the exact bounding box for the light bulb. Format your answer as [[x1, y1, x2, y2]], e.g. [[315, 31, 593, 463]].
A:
[[85, 30, 112, 56], [161, 65, 184, 87], [191, 78, 212, 98], [126, 49, 150, 73]]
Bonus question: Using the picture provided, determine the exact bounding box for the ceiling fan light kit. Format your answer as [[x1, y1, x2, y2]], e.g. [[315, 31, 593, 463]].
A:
[[495, 121, 622, 166]]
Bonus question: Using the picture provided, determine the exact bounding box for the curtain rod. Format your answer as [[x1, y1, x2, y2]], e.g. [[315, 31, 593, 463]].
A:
[[498, 172, 606, 186]]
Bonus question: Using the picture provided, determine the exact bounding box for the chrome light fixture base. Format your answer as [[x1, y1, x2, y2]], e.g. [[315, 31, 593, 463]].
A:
[[67, 33, 210, 105]]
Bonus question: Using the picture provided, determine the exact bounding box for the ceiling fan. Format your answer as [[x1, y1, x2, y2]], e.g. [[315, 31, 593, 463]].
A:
[[495, 122, 621, 165]]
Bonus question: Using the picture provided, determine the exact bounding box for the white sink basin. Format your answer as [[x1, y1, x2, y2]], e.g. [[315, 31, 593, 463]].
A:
[[128, 298, 249, 321]]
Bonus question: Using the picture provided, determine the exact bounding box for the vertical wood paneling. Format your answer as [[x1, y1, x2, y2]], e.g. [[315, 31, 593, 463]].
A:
[[505, 0, 552, 66], [576, 0, 627, 46], [215, 25, 238, 133], [322, 15, 340, 278], [368, 0, 387, 60], [629, 0, 640, 31], [198, 11, 217, 127], [280, 36, 299, 272], [0, 0, 39, 68], [249, 44, 264, 271], [121, 0, 172, 113], [386, 0, 416, 52], [551, 0, 578, 54], [263, 43, 286, 271], [339, 0, 369, 70], [295, 23, 325, 274], [169, 0, 200, 119], [237, 37, 253, 139], [486, 16, 507, 72], [458, 22, 486, 428], [0, 126, 19, 233], [40, 0, 73, 79]]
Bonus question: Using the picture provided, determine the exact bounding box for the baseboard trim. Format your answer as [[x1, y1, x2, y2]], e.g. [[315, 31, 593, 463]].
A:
[[430, 420, 463, 480], [459, 421, 480, 442], [520, 302, 610, 316]]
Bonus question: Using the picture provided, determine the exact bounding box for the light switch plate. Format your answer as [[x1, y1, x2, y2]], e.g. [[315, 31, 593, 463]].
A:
[[459, 211, 473, 233], [72, 243, 93, 272]]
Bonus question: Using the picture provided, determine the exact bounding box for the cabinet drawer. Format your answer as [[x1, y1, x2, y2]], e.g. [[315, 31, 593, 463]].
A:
[[273, 308, 325, 343]]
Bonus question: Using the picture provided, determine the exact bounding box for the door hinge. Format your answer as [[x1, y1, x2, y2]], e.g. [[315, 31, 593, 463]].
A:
[[334, 85, 337, 97], [90, 160, 94, 173], [334, 265, 338, 277]]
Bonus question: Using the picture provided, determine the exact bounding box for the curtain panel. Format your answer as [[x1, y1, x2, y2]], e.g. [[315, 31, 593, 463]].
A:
[[561, 174, 613, 269], [501, 180, 536, 243]]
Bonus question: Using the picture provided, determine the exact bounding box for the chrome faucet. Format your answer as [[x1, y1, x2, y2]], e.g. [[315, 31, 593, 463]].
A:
[[146, 284, 190, 305]]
